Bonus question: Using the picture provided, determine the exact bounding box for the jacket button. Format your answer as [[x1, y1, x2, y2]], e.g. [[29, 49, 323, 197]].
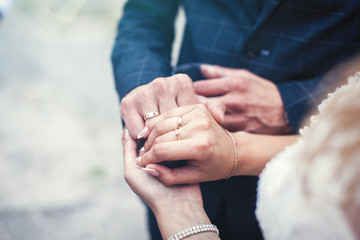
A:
[[244, 41, 261, 59], [245, 48, 260, 59]]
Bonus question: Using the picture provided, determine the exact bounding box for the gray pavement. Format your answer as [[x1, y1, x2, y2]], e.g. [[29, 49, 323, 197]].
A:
[[0, 0, 148, 239]]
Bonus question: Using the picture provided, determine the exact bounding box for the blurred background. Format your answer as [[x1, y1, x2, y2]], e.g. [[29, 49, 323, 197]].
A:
[[0, 0, 150, 239]]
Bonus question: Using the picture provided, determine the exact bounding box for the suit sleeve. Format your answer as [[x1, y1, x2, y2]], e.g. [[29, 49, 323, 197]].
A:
[[276, 74, 339, 133], [111, 0, 180, 100]]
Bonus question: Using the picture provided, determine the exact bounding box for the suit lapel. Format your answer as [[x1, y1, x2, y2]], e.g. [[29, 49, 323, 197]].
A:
[[252, 0, 284, 31]]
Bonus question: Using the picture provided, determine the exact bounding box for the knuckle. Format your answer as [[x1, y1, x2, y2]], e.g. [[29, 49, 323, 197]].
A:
[[136, 87, 152, 101], [227, 78, 239, 89], [197, 118, 212, 130], [229, 77, 248, 91], [151, 77, 168, 94], [152, 77, 166, 84], [176, 74, 193, 87], [196, 138, 212, 152], [175, 73, 190, 80], [154, 136, 164, 145], [162, 109, 173, 119], [120, 97, 132, 113], [236, 100, 249, 109]]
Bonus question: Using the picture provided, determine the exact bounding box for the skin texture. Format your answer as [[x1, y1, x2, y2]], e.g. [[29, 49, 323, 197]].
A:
[[123, 129, 219, 240], [120, 74, 224, 140], [121, 65, 290, 141], [196, 64, 290, 134], [137, 104, 234, 185], [120, 74, 198, 139], [136, 104, 298, 186], [124, 124, 296, 238]]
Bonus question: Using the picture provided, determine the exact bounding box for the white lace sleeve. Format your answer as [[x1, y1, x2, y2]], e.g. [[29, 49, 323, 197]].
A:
[[256, 72, 360, 240]]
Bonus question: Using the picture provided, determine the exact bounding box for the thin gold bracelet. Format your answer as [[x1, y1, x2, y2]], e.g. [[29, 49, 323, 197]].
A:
[[225, 130, 238, 179]]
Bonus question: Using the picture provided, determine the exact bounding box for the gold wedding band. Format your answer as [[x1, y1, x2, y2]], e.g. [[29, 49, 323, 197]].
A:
[[144, 111, 161, 121], [177, 116, 182, 129], [174, 129, 181, 140]]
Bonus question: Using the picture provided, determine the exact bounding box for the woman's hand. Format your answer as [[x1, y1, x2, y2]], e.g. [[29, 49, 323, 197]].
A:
[[122, 128, 214, 239], [136, 104, 236, 185]]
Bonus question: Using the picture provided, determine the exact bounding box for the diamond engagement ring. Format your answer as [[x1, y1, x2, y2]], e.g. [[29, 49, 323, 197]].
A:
[[174, 129, 181, 140], [177, 116, 182, 129], [143, 111, 161, 121]]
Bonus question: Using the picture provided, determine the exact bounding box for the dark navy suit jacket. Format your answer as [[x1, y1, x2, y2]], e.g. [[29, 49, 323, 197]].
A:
[[112, 1, 360, 239]]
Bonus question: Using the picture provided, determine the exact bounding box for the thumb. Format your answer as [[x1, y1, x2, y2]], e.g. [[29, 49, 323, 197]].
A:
[[122, 128, 138, 160], [145, 164, 200, 186], [195, 94, 208, 104], [195, 95, 225, 124], [206, 100, 226, 124]]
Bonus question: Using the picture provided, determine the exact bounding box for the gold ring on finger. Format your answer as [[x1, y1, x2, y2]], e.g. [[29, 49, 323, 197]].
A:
[[144, 111, 161, 121]]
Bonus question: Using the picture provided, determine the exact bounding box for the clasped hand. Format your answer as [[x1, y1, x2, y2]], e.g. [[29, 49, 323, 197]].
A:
[[196, 64, 290, 134], [136, 104, 235, 186]]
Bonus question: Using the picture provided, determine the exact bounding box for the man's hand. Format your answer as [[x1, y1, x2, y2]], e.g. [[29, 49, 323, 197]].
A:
[[120, 74, 198, 139], [194, 64, 290, 134]]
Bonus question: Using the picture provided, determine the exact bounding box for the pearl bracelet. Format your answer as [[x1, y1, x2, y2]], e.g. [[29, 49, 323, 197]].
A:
[[168, 224, 219, 240]]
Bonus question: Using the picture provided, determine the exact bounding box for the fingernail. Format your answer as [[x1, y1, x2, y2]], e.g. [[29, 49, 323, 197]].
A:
[[135, 157, 142, 165], [137, 126, 149, 139], [143, 168, 160, 177], [202, 64, 216, 75], [124, 129, 130, 140], [139, 146, 145, 152]]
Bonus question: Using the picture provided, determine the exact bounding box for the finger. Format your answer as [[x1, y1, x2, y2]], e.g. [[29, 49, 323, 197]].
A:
[[140, 139, 197, 166], [221, 114, 248, 132], [195, 95, 225, 124], [122, 128, 139, 170], [145, 164, 202, 185], [205, 100, 226, 124], [121, 104, 146, 139], [144, 104, 209, 150], [200, 64, 226, 78], [201, 64, 248, 78], [144, 116, 186, 151], [194, 78, 230, 96], [121, 88, 159, 139], [158, 96, 178, 113], [173, 74, 198, 106], [195, 94, 208, 105], [145, 104, 198, 132], [154, 77, 178, 113], [140, 114, 164, 139], [138, 107, 181, 140]]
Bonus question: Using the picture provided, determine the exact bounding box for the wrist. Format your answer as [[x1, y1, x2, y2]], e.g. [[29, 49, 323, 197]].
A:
[[231, 131, 271, 176], [168, 224, 220, 240], [232, 131, 299, 176], [224, 129, 238, 179], [156, 203, 211, 239]]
